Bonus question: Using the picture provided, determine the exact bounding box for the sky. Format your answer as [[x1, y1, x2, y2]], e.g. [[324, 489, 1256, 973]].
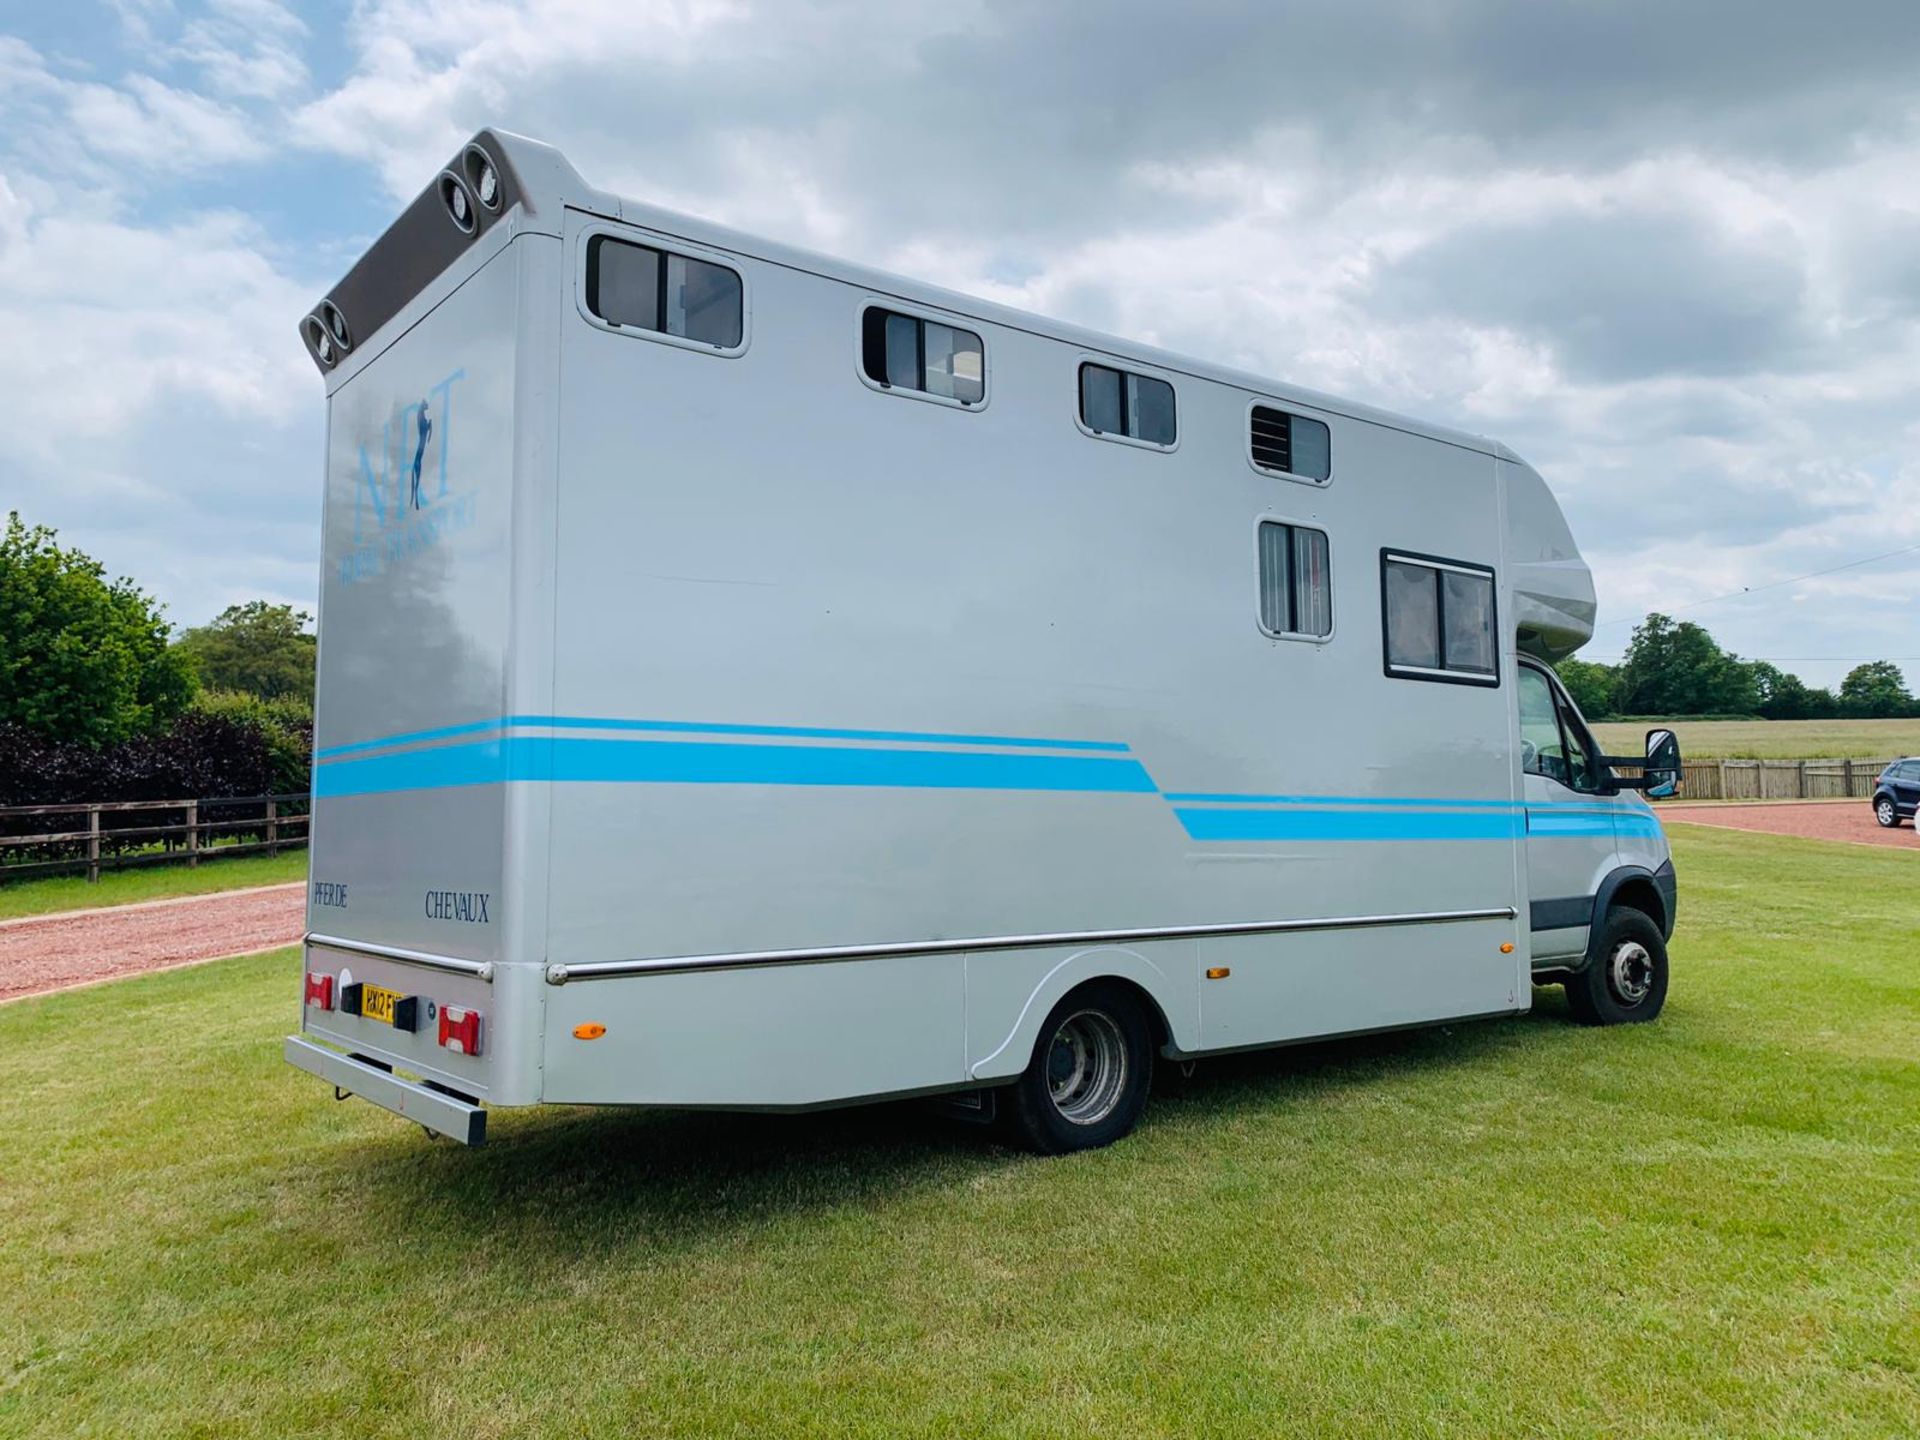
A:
[[1, 0, 1916, 690]]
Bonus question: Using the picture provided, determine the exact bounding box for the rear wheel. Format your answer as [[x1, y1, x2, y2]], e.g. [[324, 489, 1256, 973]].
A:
[[1874, 795, 1898, 827], [1002, 983, 1154, 1154], [1564, 906, 1668, 1026]]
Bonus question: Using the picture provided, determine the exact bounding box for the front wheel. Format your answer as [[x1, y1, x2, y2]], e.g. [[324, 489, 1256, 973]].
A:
[[1564, 906, 1669, 1025], [1002, 983, 1154, 1154], [1874, 796, 1898, 827]]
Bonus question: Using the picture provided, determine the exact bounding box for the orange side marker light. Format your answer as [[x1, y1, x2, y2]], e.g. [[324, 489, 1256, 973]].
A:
[[573, 1023, 608, 1040], [1500, 942, 1515, 954], [1205, 967, 1231, 980]]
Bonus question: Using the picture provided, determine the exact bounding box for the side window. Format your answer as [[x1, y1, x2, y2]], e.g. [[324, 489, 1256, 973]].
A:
[[585, 235, 742, 348], [1079, 363, 1176, 446], [1250, 405, 1332, 482], [1257, 522, 1332, 639], [1518, 667, 1569, 785], [1380, 551, 1498, 686], [1559, 696, 1601, 792], [861, 307, 985, 404], [1520, 666, 1604, 793]]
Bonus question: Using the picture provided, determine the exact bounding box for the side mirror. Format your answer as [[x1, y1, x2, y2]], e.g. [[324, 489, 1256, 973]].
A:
[[1644, 728, 1681, 799]]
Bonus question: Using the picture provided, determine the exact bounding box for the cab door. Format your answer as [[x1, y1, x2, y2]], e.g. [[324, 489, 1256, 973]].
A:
[[1518, 662, 1619, 962]]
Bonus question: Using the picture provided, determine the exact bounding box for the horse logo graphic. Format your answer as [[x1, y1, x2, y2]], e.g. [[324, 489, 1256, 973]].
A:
[[409, 400, 433, 509]]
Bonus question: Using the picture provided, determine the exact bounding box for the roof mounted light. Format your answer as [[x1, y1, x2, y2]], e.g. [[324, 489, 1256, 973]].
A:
[[439, 170, 476, 234], [463, 143, 502, 213], [303, 314, 337, 367], [319, 300, 352, 353]]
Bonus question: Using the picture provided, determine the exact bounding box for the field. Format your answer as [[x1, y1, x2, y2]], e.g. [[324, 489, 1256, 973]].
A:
[[1, 827, 1915, 1438], [0, 849, 308, 921], [1591, 716, 1920, 760]]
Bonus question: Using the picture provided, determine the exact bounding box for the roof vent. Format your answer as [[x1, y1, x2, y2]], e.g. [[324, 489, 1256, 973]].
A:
[[463, 144, 502, 213], [1249, 405, 1332, 482], [439, 170, 476, 234], [302, 313, 338, 367], [318, 300, 352, 354]]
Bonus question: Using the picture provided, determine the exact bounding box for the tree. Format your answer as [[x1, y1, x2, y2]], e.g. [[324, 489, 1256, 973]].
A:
[[0, 512, 195, 745], [1750, 662, 1840, 721], [172, 601, 317, 705], [1615, 613, 1759, 716], [1838, 660, 1914, 719], [1554, 658, 1619, 719]]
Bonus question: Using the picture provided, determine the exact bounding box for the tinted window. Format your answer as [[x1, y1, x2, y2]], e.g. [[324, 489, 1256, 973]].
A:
[[1441, 570, 1496, 675], [1258, 522, 1332, 639], [1383, 560, 1440, 670], [587, 235, 742, 348], [1081, 364, 1123, 434], [587, 236, 660, 330], [1127, 372, 1177, 445], [1079, 362, 1176, 446], [862, 307, 984, 404], [924, 321, 984, 401], [1382, 552, 1498, 685], [667, 253, 744, 347], [883, 310, 919, 390]]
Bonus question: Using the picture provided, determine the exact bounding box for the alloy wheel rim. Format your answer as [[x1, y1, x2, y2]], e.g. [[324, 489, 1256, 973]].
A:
[[1609, 940, 1654, 1006], [1046, 1010, 1128, 1125]]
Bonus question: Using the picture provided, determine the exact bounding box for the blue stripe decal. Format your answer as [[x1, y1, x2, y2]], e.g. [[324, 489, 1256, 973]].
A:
[[313, 736, 1158, 799], [1176, 807, 1524, 842], [1165, 791, 1521, 809], [314, 717, 513, 759], [306, 712, 1667, 846], [1527, 810, 1630, 838], [315, 715, 1131, 760]]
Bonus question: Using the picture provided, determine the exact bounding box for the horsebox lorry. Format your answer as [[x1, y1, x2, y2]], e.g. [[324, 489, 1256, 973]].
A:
[[285, 130, 1682, 1153]]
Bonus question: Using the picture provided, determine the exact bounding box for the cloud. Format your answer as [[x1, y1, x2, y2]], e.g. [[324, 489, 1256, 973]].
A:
[[1376, 206, 1817, 382], [1, 0, 1916, 696], [168, 0, 311, 102]]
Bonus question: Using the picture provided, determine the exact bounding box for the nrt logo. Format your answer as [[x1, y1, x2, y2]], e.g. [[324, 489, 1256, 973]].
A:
[[340, 368, 473, 584]]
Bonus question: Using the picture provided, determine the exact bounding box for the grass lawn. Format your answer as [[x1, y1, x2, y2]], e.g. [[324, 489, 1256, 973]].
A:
[[1592, 716, 1920, 761], [1, 828, 1914, 1438], [0, 849, 307, 921]]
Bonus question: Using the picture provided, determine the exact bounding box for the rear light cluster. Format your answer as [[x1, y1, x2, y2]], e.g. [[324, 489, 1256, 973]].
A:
[[438, 1006, 482, 1056], [303, 971, 483, 1057]]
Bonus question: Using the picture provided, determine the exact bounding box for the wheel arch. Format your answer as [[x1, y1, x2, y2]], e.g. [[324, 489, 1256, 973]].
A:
[[967, 945, 1191, 1084], [1585, 864, 1672, 971]]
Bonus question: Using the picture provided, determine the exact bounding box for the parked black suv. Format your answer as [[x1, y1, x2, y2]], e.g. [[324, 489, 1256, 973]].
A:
[[1871, 758, 1919, 827]]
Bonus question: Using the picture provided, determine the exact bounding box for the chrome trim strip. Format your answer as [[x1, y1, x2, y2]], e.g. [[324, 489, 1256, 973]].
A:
[[544, 906, 1518, 983], [305, 932, 495, 981]]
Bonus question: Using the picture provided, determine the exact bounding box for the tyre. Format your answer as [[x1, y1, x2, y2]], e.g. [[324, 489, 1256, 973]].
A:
[[1874, 795, 1899, 828], [1564, 906, 1669, 1026], [1002, 982, 1154, 1154]]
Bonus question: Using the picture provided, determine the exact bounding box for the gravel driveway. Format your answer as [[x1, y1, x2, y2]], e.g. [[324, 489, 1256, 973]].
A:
[[0, 883, 305, 1004], [1662, 801, 1918, 849]]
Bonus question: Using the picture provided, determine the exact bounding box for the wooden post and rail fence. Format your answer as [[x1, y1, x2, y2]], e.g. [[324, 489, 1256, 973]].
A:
[[0, 794, 310, 884], [0, 761, 1900, 886], [1636, 757, 1902, 802]]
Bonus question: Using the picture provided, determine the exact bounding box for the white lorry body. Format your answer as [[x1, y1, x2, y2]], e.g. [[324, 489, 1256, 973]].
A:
[[286, 131, 1677, 1146]]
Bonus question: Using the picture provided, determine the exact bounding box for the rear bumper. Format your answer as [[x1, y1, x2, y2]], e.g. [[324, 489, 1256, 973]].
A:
[[284, 1035, 486, 1145]]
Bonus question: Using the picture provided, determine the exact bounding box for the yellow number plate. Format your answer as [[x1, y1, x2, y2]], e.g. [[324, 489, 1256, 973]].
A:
[[360, 984, 404, 1025]]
